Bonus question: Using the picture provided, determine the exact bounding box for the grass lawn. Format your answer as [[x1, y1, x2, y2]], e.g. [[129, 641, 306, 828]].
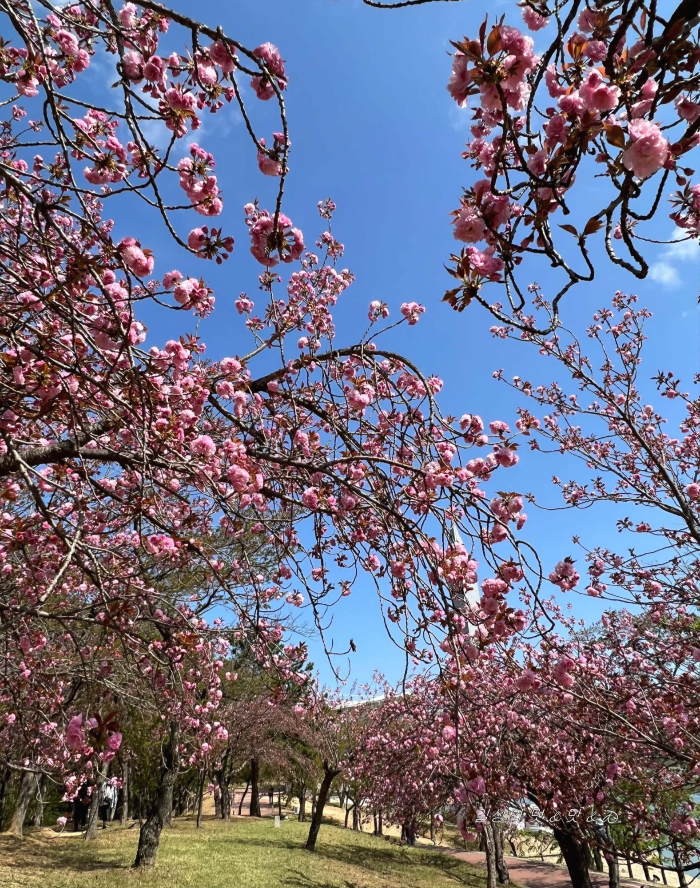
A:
[[0, 816, 491, 888]]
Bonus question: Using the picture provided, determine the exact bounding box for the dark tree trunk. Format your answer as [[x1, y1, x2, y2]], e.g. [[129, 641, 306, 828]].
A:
[[311, 790, 316, 818], [625, 854, 634, 879], [378, 809, 383, 836], [31, 775, 47, 827], [608, 853, 620, 888], [0, 766, 10, 832], [673, 844, 689, 888], [642, 861, 651, 881], [507, 838, 518, 857], [196, 770, 205, 828], [592, 843, 604, 872], [297, 781, 306, 822], [605, 829, 620, 888], [120, 760, 130, 825], [352, 802, 360, 831], [249, 759, 260, 817], [658, 848, 668, 885], [133, 720, 180, 869], [220, 780, 231, 821], [492, 823, 510, 884], [4, 770, 39, 837], [553, 828, 594, 888], [305, 766, 339, 852], [238, 779, 249, 816], [278, 789, 282, 818]]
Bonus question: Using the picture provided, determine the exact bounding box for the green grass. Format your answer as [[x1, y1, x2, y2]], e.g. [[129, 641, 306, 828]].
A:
[[0, 816, 491, 888]]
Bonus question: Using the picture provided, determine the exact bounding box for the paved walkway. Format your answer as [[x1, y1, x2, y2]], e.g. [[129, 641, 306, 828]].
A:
[[443, 851, 662, 888]]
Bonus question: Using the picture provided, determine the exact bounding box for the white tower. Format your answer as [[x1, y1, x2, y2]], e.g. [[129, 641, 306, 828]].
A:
[[447, 523, 480, 635]]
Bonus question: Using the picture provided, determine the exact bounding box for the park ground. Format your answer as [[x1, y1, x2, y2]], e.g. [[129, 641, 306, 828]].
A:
[[0, 815, 494, 888], [1, 792, 676, 888]]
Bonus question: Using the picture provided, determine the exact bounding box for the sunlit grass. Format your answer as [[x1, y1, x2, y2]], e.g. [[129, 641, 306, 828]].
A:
[[0, 815, 491, 888]]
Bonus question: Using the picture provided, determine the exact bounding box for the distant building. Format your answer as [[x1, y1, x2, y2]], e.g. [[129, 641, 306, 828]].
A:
[[447, 523, 480, 634]]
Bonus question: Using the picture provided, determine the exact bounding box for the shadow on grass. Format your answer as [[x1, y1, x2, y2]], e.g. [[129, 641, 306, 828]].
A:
[[229, 832, 488, 886], [0, 834, 129, 875], [281, 874, 364, 888]]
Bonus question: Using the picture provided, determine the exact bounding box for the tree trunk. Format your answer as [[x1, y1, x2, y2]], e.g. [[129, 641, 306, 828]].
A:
[[605, 829, 620, 888], [85, 761, 108, 840], [298, 781, 306, 822], [378, 809, 383, 836], [31, 775, 47, 827], [0, 766, 11, 831], [238, 779, 249, 816], [4, 770, 39, 837], [625, 854, 634, 879], [220, 780, 231, 822], [642, 861, 651, 881], [352, 802, 360, 831], [344, 798, 353, 828], [553, 828, 594, 888], [196, 770, 205, 828], [84, 786, 101, 840], [120, 760, 130, 825], [657, 848, 668, 885], [492, 823, 510, 884], [311, 790, 316, 818], [483, 822, 498, 888], [305, 766, 339, 852], [249, 759, 260, 817], [592, 843, 604, 872], [673, 844, 689, 888], [133, 720, 180, 869]]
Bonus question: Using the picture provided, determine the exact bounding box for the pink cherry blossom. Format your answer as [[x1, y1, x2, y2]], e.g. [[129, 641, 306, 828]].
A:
[[623, 120, 670, 179]]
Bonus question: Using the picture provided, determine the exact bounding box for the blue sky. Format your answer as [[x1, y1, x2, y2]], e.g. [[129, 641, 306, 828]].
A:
[[99, 0, 700, 686]]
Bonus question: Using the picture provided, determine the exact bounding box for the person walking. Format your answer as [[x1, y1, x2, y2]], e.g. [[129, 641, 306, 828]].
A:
[[268, 786, 274, 806], [73, 782, 89, 831], [98, 780, 117, 829], [108, 779, 118, 822]]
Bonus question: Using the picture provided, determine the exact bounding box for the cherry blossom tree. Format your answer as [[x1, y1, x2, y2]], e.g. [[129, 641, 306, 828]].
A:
[[0, 0, 532, 867], [350, 677, 457, 842], [442, 0, 700, 331]]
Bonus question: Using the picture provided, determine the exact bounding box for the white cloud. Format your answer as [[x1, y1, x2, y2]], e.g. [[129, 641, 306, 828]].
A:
[[649, 261, 681, 287], [648, 231, 700, 289], [448, 103, 471, 133]]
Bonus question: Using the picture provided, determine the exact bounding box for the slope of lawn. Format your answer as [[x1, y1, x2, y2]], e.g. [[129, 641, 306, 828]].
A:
[[0, 816, 490, 888]]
